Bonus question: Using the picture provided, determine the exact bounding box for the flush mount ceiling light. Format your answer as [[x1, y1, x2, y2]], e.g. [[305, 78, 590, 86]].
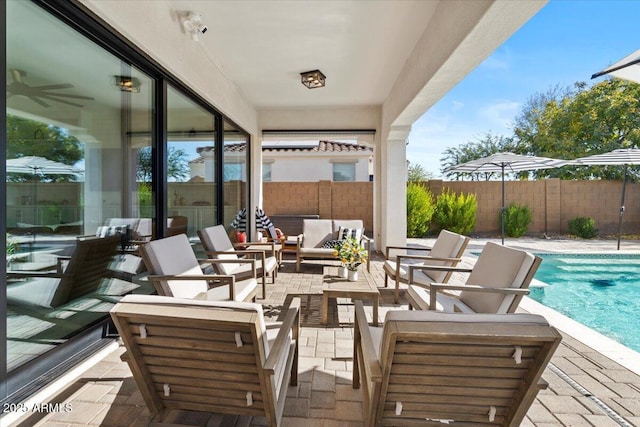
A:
[[114, 75, 141, 93], [300, 69, 326, 89]]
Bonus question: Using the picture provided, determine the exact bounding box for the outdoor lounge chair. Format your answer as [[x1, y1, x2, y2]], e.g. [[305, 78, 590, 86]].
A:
[[139, 234, 259, 302], [406, 242, 541, 314], [110, 294, 300, 427], [383, 229, 470, 304], [352, 300, 562, 426], [198, 225, 278, 299], [7, 235, 122, 309]]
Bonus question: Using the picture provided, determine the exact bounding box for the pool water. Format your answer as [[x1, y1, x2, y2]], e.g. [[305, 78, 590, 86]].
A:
[[530, 253, 640, 353]]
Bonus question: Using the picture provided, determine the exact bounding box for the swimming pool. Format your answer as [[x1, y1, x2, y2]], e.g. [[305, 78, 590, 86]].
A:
[[530, 253, 640, 353]]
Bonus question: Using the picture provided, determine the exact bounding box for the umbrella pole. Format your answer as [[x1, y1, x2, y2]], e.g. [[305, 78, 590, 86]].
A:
[[617, 165, 628, 250], [501, 164, 505, 245]]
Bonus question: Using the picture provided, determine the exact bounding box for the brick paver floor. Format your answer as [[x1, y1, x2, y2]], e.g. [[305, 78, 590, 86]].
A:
[[6, 238, 640, 427]]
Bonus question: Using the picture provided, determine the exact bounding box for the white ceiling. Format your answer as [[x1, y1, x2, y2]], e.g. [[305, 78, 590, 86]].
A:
[[183, 1, 439, 107]]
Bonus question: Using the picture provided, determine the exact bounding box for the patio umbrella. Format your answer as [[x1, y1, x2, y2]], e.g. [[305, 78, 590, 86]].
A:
[[570, 148, 640, 250], [7, 156, 83, 228], [592, 48, 640, 84], [445, 152, 565, 244], [7, 156, 83, 177]]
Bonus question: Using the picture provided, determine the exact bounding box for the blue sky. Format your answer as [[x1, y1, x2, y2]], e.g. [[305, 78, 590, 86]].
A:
[[407, 0, 640, 177]]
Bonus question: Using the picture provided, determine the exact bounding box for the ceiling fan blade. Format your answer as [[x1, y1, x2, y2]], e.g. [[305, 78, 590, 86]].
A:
[[32, 83, 74, 91], [36, 94, 85, 108], [38, 91, 95, 101], [28, 96, 50, 108]]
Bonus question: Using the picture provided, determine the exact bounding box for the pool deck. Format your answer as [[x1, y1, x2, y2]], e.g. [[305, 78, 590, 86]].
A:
[[4, 236, 640, 427]]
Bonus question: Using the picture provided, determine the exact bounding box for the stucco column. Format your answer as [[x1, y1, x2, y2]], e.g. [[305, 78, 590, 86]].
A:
[[250, 133, 262, 239], [379, 125, 410, 251]]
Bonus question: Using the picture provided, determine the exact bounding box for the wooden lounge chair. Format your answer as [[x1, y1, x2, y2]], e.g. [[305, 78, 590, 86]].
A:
[[352, 300, 562, 426], [110, 294, 300, 427], [198, 225, 278, 299], [383, 229, 470, 304], [139, 234, 259, 302], [406, 241, 541, 314], [7, 235, 122, 309]]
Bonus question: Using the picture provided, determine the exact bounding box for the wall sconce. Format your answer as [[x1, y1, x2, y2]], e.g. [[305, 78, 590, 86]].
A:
[[114, 75, 141, 93], [300, 69, 326, 89]]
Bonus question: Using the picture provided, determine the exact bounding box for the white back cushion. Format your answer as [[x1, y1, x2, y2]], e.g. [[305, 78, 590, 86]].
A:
[[302, 220, 333, 248], [461, 242, 535, 313], [141, 234, 207, 298], [199, 225, 239, 275], [420, 230, 467, 283]]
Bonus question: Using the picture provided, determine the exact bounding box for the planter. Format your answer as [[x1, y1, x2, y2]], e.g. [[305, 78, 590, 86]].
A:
[[347, 269, 358, 282], [338, 266, 348, 278]]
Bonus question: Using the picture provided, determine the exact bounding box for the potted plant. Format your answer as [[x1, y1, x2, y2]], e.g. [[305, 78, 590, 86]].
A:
[[334, 237, 368, 281]]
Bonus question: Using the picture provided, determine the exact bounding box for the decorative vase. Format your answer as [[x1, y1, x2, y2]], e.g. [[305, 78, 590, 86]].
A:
[[338, 266, 348, 278], [347, 269, 358, 282]]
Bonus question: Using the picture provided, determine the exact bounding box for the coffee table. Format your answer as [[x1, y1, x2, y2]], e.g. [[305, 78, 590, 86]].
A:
[[322, 266, 379, 326]]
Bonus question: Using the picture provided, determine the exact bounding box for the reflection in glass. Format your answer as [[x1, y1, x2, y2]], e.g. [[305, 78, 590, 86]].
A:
[[166, 86, 217, 239], [5, 1, 154, 376], [224, 120, 249, 240]]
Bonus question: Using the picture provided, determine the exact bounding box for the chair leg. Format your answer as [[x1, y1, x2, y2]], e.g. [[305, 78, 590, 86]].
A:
[[384, 274, 388, 288], [394, 278, 400, 304]]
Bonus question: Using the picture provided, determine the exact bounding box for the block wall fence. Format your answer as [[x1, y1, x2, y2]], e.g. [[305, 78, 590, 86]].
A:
[[264, 178, 640, 236]]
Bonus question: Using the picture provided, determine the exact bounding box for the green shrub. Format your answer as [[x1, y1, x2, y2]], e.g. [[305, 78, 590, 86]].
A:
[[406, 183, 435, 237], [502, 203, 532, 238], [6, 234, 18, 255], [433, 190, 477, 235], [568, 217, 598, 239]]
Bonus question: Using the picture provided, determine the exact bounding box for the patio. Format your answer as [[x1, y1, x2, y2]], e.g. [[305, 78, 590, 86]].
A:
[[7, 237, 640, 427]]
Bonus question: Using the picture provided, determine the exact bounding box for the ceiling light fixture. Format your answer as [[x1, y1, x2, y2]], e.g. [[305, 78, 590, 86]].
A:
[[114, 75, 141, 93], [183, 12, 208, 42], [300, 69, 326, 89]]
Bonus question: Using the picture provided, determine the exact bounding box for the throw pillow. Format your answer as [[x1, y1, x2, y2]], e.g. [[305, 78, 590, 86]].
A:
[[96, 225, 129, 238], [338, 226, 364, 243], [322, 239, 344, 249]]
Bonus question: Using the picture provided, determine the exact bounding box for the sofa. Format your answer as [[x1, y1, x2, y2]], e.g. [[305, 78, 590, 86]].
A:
[[296, 219, 371, 272]]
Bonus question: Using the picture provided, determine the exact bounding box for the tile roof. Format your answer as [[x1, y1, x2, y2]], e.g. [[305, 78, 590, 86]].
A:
[[190, 140, 372, 164]]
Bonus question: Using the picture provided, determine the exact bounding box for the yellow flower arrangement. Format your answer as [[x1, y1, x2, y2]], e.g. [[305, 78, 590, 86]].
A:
[[334, 237, 367, 271]]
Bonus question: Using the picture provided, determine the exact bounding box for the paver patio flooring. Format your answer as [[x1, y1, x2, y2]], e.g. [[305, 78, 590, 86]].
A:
[[6, 237, 640, 427]]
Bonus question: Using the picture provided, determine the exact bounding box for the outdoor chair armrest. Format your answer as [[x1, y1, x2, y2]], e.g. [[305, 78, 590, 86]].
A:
[[198, 258, 257, 278], [296, 234, 303, 248], [7, 271, 61, 279], [354, 300, 383, 385], [429, 282, 530, 311], [147, 273, 236, 284], [397, 254, 461, 263], [385, 245, 432, 259], [235, 241, 275, 249], [205, 249, 265, 257], [407, 263, 471, 283], [264, 297, 300, 375]]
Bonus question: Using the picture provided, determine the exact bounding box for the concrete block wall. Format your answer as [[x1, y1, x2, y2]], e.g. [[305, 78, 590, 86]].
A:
[[263, 179, 639, 237], [263, 181, 374, 235]]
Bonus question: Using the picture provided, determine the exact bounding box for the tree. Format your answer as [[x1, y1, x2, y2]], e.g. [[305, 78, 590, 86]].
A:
[[6, 115, 83, 182], [407, 163, 434, 182], [137, 146, 190, 182], [440, 132, 517, 180], [515, 79, 640, 180]]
